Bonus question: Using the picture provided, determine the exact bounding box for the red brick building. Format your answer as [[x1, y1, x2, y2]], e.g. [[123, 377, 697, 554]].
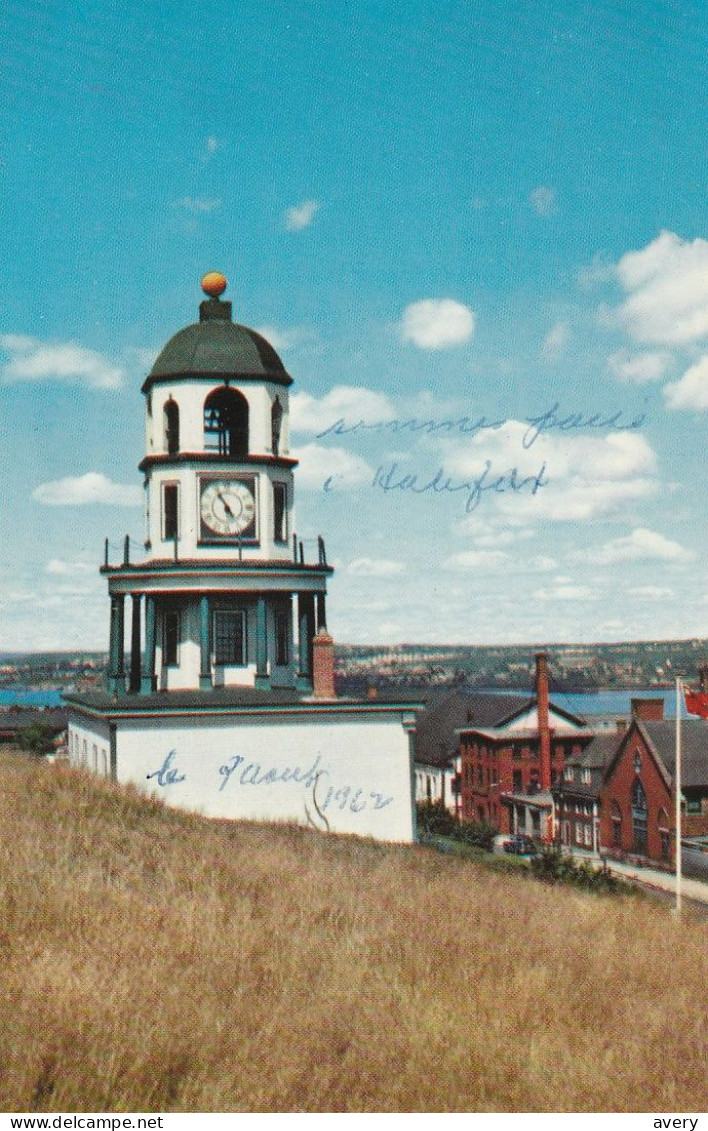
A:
[[458, 654, 591, 837], [553, 732, 617, 853], [600, 699, 708, 868]]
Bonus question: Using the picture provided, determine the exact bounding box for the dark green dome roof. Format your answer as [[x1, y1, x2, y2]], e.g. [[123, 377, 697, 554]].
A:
[[145, 296, 291, 386]]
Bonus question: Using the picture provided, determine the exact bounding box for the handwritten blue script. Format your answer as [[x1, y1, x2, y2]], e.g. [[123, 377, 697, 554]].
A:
[[316, 402, 646, 445], [218, 752, 393, 813], [370, 460, 549, 513], [522, 402, 646, 448], [146, 748, 187, 786]]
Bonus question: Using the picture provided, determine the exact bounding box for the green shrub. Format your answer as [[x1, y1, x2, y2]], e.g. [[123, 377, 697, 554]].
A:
[[16, 723, 58, 757], [416, 800, 458, 837], [456, 818, 497, 853], [531, 845, 627, 895]]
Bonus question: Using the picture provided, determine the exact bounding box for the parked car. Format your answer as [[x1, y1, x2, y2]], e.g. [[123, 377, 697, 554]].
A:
[[503, 834, 539, 856]]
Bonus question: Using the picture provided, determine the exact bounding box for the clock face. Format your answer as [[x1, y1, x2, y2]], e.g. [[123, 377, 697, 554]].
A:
[[200, 479, 256, 537]]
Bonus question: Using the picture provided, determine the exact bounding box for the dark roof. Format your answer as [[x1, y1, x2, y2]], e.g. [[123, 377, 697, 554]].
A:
[[414, 691, 530, 768], [574, 732, 618, 770], [0, 708, 68, 736], [64, 687, 422, 718], [147, 320, 290, 384], [641, 719, 708, 789]]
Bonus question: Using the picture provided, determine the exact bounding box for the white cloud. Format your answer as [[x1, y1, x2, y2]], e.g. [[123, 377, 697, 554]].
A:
[[530, 186, 557, 216], [440, 420, 658, 522], [663, 354, 708, 410], [608, 349, 671, 384], [33, 473, 142, 506], [400, 299, 476, 350], [46, 559, 95, 576], [471, 529, 535, 548], [628, 585, 675, 599], [174, 197, 221, 213], [611, 230, 708, 345], [284, 200, 320, 231], [254, 325, 313, 352], [442, 550, 510, 571], [293, 443, 373, 489], [587, 528, 692, 565], [291, 386, 395, 435], [577, 252, 615, 288], [0, 336, 123, 390], [541, 321, 570, 360], [347, 558, 406, 577], [533, 584, 595, 601], [205, 135, 219, 154]]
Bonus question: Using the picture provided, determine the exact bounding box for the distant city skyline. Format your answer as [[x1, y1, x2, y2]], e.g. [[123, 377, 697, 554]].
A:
[[3, 1, 708, 648]]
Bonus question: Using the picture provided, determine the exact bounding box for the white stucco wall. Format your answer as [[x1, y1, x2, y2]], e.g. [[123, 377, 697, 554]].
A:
[[68, 716, 111, 776], [69, 709, 416, 843], [414, 763, 458, 814]]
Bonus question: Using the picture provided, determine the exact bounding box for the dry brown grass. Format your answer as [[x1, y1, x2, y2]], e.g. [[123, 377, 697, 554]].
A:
[[0, 752, 706, 1113]]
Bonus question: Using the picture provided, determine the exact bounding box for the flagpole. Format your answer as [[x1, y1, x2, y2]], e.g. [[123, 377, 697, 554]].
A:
[[675, 677, 683, 916]]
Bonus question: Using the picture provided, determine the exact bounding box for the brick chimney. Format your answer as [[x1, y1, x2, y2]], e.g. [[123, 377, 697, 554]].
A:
[[630, 697, 664, 722], [312, 629, 336, 699], [536, 652, 552, 791]]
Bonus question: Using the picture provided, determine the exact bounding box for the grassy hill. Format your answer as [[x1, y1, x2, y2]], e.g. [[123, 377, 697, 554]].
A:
[[0, 754, 706, 1113]]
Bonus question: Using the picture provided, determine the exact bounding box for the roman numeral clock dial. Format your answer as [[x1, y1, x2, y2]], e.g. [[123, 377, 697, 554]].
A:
[[200, 480, 256, 538]]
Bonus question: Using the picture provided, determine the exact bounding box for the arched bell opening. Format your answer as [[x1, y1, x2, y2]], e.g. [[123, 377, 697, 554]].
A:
[[164, 398, 180, 455], [204, 387, 249, 457], [271, 396, 283, 456]]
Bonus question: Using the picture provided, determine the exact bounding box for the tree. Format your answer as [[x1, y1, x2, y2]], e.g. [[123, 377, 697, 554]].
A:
[[16, 723, 59, 757]]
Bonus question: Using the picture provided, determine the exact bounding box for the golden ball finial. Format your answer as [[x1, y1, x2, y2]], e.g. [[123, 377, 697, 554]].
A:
[[201, 271, 227, 297]]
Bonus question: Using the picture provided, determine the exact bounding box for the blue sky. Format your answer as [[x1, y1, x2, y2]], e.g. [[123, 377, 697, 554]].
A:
[[3, 0, 708, 649]]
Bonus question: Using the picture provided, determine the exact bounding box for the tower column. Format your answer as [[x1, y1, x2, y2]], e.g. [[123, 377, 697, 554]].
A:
[[129, 593, 142, 692], [296, 593, 315, 690], [316, 592, 326, 632], [108, 595, 125, 695], [141, 595, 156, 694], [255, 594, 269, 689], [199, 595, 212, 690]]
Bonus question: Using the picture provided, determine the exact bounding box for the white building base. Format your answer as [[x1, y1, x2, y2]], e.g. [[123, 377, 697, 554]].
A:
[[66, 691, 419, 843]]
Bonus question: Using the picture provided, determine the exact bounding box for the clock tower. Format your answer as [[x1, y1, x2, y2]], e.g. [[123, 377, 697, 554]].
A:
[[102, 272, 331, 695]]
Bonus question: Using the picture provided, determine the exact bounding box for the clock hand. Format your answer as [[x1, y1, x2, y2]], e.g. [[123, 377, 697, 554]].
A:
[[217, 492, 234, 517]]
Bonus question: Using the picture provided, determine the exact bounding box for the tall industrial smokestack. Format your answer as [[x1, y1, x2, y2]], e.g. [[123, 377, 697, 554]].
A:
[[536, 652, 551, 791]]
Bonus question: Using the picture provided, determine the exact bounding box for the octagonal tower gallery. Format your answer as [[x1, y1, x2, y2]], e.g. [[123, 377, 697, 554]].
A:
[[103, 273, 331, 696]]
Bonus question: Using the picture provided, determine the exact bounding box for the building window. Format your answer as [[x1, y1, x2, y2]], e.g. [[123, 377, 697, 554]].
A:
[[204, 387, 249, 456], [581, 768, 591, 785], [162, 483, 179, 541], [634, 751, 642, 774], [271, 397, 283, 456], [564, 767, 574, 782], [213, 608, 247, 665], [686, 798, 702, 815], [513, 770, 522, 792], [162, 610, 180, 667], [631, 778, 648, 854], [275, 609, 290, 666], [273, 482, 287, 542], [584, 825, 592, 848], [164, 399, 180, 454]]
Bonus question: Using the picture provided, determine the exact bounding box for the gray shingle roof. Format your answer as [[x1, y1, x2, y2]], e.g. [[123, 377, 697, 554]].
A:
[[413, 690, 532, 768], [641, 719, 708, 789]]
